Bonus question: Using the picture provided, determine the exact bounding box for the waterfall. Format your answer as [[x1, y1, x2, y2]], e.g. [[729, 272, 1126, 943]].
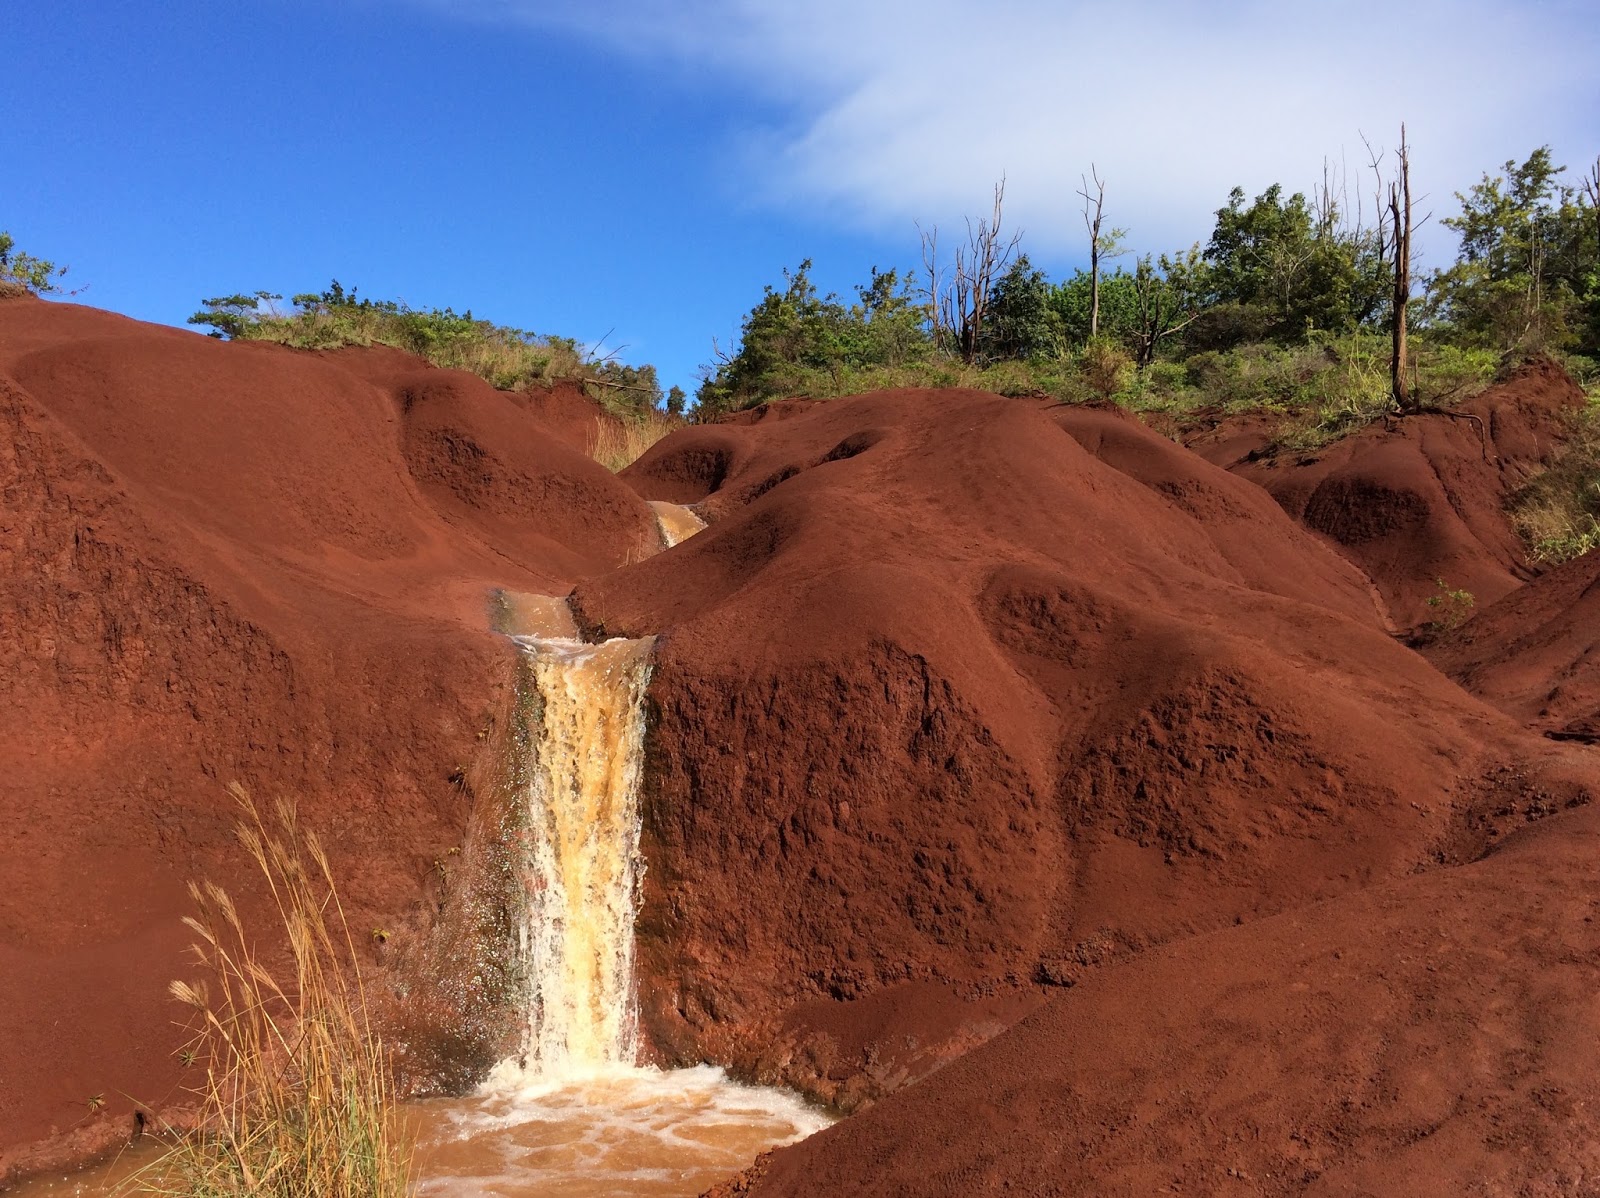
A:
[[501, 627, 655, 1078], [648, 500, 706, 549]]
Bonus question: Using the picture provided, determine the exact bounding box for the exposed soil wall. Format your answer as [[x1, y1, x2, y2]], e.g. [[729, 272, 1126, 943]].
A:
[[601, 389, 1590, 1111], [0, 298, 653, 1180]]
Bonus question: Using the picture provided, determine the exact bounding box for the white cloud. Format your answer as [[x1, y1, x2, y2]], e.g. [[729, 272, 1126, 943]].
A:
[[420, 0, 1600, 261]]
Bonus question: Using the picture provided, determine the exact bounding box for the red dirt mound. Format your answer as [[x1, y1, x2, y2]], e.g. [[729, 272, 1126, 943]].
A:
[[593, 388, 1586, 1110], [733, 804, 1600, 1197], [1427, 549, 1600, 740], [0, 296, 655, 1179], [1188, 357, 1586, 630]]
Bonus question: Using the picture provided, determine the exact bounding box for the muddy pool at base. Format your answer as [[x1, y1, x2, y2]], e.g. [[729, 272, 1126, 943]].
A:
[[9, 1066, 829, 1198]]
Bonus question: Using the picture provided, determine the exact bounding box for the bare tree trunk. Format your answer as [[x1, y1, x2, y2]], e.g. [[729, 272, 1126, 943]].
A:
[[950, 179, 1021, 365], [1390, 124, 1413, 413], [1078, 166, 1107, 339], [1586, 157, 1600, 252], [919, 223, 942, 352]]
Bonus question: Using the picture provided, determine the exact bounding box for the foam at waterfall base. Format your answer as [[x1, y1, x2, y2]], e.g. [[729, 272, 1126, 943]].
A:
[[413, 1064, 832, 1197]]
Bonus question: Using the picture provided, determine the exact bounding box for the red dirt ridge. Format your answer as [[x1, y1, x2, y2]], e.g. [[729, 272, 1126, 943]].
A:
[[1188, 357, 1585, 630], [5, 293, 1599, 1195], [0, 296, 655, 1180]]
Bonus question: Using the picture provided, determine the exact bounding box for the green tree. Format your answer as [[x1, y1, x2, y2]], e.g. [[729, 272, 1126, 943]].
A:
[[1427, 147, 1599, 352], [1051, 268, 1141, 348], [1132, 247, 1212, 366], [0, 231, 70, 294], [697, 261, 931, 415], [190, 291, 284, 338], [1203, 184, 1383, 341], [982, 256, 1063, 360]]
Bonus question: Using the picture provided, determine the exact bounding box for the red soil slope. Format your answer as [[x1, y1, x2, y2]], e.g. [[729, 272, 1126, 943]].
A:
[[8, 297, 1598, 1191], [733, 804, 1600, 1197], [1427, 550, 1600, 741], [1188, 358, 1585, 630], [599, 390, 1588, 1111], [0, 296, 654, 1180]]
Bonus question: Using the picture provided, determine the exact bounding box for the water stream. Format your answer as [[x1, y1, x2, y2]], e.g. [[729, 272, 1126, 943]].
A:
[[11, 586, 827, 1198], [424, 608, 827, 1194]]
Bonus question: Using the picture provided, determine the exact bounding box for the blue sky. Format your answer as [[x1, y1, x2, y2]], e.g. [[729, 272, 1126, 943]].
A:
[[6, 0, 1598, 396]]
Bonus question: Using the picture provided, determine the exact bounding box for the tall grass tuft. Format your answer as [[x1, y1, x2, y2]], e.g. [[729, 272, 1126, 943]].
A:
[[131, 784, 412, 1198], [1509, 403, 1600, 563], [588, 409, 680, 473]]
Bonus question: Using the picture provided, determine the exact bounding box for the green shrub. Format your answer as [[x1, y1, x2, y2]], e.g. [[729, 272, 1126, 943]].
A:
[[0, 230, 69, 294], [189, 283, 663, 418], [1078, 338, 1134, 401], [1424, 579, 1477, 633]]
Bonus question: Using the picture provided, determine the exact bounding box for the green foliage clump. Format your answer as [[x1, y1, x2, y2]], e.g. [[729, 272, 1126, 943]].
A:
[[697, 260, 928, 417], [1203, 184, 1387, 343], [1426, 147, 1600, 356], [0, 230, 70, 294], [1424, 579, 1477, 633], [190, 283, 663, 418]]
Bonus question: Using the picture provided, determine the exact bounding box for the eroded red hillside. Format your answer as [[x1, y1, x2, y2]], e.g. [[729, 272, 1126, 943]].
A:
[[6, 296, 1599, 1196], [0, 295, 655, 1179], [1188, 357, 1585, 630], [596, 388, 1590, 1112]]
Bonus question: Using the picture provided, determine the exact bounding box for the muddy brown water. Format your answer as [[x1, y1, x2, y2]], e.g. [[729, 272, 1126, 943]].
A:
[[9, 1068, 829, 1197]]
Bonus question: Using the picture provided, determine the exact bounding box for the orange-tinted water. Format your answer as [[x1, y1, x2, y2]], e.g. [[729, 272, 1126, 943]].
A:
[[6, 1070, 828, 1198], [647, 502, 706, 549], [415, 1066, 830, 1197]]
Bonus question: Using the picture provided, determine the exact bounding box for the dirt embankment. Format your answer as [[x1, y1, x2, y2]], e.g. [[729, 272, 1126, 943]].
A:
[[1187, 357, 1586, 630], [1427, 550, 1600, 742], [726, 804, 1600, 1197], [7, 295, 1600, 1195], [594, 389, 1590, 1117], [0, 296, 652, 1181]]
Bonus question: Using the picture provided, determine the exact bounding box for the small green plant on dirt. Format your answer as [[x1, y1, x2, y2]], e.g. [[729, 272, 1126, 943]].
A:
[[1424, 579, 1477, 633], [129, 784, 411, 1198]]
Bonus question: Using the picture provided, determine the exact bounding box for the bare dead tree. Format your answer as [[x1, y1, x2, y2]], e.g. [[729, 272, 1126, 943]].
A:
[[944, 178, 1023, 365], [1584, 157, 1600, 249], [1389, 123, 1415, 412], [918, 222, 943, 350], [1078, 166, 1108, 338]]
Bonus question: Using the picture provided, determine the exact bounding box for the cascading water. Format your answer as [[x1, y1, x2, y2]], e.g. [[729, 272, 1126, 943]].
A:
[[416, 597, 830, 1196], [648, 501, 706, 549], [11, 597, 828, 1198], [499, 631, 654, 1078]]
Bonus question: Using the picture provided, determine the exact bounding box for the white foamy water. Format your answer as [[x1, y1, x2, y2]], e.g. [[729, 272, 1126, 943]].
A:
[[413, 1064, 831, 1198]]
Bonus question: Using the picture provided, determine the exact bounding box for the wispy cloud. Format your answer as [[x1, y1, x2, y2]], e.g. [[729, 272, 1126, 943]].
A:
[[415, 0, 1600, 259]]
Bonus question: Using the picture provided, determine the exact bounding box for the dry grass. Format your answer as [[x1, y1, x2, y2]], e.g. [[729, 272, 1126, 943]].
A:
[[588, 409, 679, 473], [128, 785, 411, 1198], [233, 304, 593, 392], [1510, 405, 1600, 563]]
